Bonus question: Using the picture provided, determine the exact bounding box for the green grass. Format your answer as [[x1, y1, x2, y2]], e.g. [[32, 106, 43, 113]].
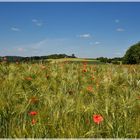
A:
[[0, 61, 140, 138]]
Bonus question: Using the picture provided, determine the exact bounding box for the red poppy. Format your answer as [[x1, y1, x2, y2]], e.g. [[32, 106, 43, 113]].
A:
[[137, 96, 140, 99], [87, 86, 93, 92], [91, 76, 94, 80], [83, 62, 87, 66], [31, 118, 36, 125], [25, 77, 32, 81], [93, 114, 103, 124], [29, 111, 37, 116], [82, 69, 87, 73]]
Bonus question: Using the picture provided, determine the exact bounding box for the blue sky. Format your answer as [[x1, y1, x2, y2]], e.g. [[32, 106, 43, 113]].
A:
[[0, 2, 140, 58]]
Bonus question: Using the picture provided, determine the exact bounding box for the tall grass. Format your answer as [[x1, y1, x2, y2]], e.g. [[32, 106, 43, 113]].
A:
[[0, 61, 140, 138]]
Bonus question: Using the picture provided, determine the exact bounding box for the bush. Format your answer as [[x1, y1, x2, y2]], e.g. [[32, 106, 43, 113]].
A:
[[112, 61, 120, 65]]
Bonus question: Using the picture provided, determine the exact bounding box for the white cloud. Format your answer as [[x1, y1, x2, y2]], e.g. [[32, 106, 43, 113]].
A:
[[36, 39, 48, 46], [36, 23, 43, 26], [6, 38, 68, 56], [11, 27, 20, 32], [94, 41, 100, 45], [32, 19, 38, 23], [32, 19, 43, 27], [116, 28, 125, 32], [79, 33, 91, 38], [115, 19, 120, 23]]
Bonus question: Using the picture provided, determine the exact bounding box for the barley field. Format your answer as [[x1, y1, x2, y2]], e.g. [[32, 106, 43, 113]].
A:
[[0, 60, 140, 138]]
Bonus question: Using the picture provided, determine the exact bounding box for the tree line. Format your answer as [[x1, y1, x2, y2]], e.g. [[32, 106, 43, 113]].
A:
[[0, 41, 140, 64], [0, 54, 76, 62]]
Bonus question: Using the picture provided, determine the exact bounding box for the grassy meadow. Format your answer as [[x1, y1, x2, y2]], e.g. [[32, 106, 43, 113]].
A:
[[0, 59, 140, 138]]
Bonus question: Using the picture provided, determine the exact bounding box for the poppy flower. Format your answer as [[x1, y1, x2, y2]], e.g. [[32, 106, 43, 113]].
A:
[[87, 86, 93, 92], [93, 114, 103, 124], [31, 118, 36, 125], [83, 62, 87, 66], [29, 111, 37, 116], [91, 76, 95, 80], [137, 96, 140, 99], [82, 69, 87, 73], [25, 77, 32, 81]]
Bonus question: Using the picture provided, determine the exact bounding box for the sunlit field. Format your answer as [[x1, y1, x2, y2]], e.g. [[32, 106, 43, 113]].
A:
[[0, 60, 140, 138], [47, 58, 102, 65]]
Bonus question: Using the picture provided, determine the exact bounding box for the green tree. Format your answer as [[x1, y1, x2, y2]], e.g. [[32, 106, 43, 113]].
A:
[[123, 42, 140, 64], [71, 54, 76, 58]]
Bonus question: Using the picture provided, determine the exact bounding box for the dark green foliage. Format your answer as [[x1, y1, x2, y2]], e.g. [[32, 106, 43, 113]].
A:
[[123, 42, 140, 64], [0, 54, 77, 63], [97, 57, 108, 63], [111, 61, 120, 65], [96, 57, 122, 64], [45, 54, 76, 59]]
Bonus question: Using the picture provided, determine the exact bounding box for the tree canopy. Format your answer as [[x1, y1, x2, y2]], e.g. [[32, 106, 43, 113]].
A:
[[123, 42, 140, 64]]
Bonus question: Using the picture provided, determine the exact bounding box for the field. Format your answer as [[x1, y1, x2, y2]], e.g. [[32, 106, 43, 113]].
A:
[[47, 58, 102, 65], [0, 59, 140, 138]]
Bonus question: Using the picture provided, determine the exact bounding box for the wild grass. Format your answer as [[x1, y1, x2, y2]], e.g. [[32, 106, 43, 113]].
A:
[[0, 61, 140, 138]]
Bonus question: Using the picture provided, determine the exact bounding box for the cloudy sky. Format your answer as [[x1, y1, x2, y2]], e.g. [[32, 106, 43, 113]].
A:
[[0, 2, 140, 58]]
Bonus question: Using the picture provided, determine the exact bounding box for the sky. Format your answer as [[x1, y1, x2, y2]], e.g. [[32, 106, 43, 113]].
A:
[[0, 2, 140, 58]]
